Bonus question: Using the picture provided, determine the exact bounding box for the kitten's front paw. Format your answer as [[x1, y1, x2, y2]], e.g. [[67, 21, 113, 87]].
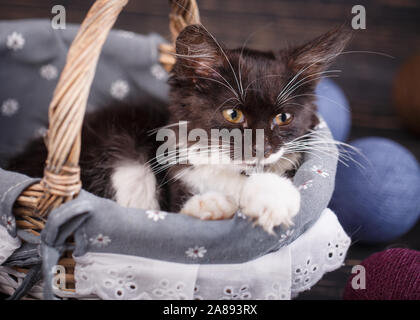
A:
[[180, 191, 238, 220], [239, 173, 300, 234]]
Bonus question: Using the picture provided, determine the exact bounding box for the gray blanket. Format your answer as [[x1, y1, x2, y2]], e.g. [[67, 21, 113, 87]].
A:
[[0, 20, 337, 271]]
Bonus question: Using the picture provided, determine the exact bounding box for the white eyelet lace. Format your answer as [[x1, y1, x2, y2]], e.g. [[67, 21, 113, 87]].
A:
[[0, 209, 350, 300]]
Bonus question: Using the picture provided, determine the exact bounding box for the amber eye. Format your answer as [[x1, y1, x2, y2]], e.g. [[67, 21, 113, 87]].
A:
[[273, 113, 293, 127], [223, 108, 244, 124]]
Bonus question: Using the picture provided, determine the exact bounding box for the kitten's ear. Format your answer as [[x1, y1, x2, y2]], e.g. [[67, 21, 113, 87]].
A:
[[288, 25, 351, 84], [173, 24, 224, 79]]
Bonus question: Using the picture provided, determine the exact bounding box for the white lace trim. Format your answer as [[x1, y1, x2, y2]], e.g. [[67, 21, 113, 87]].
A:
[[0, 266, 92, 300], [0, 224, 21, 265], [290, 209, 351, 294], [0, 209, 350, 299], [70, 208, 349, 300], [193, 243, 291, 300], [0, 266, 43, 299], [75, 253, 199, 300]]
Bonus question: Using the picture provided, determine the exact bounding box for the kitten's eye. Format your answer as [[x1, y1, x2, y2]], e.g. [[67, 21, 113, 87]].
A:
[[273, 113, 293, 126], [223, 108, 244, 124]]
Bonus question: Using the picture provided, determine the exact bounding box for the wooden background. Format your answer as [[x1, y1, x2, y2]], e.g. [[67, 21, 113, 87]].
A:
[[0, 0, 419, 299]]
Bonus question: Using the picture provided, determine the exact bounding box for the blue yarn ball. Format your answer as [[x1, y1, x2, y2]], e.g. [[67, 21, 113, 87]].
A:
[[316, 79, 351, 142], [330, 137, 420, 243]]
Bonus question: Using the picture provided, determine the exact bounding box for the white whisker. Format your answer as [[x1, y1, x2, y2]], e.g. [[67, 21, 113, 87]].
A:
[[277, 70, 341, 104]]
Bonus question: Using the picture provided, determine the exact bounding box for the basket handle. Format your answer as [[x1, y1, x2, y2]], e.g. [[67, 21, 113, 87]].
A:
[[13, 0, 200, 225], [34, 0, 129, 217]]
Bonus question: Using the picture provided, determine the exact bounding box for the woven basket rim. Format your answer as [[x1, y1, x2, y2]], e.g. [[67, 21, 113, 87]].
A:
[[11, 0, 200, 291]]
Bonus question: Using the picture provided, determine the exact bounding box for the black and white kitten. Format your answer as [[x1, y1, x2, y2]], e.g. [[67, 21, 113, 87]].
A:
[[8, 24, 350, 233]]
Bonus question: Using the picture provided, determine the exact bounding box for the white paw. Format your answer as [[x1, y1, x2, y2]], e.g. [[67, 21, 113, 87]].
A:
[[180, 191, 238, 220], [239, 173, 300, 234]]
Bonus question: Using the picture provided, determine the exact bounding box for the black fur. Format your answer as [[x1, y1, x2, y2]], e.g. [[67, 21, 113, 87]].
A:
[[8, 25, 350, 213], [7, 98, 170, 209]]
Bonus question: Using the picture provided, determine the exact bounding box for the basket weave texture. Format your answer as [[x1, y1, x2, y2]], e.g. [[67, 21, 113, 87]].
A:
[[11, 0, 200, 291]]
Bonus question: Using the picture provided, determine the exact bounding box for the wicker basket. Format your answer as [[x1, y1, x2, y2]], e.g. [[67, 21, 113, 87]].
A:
[[10, 0, 200, 295]]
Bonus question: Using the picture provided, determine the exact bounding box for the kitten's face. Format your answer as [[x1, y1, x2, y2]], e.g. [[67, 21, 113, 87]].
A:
[[168, 25, 350, 170]]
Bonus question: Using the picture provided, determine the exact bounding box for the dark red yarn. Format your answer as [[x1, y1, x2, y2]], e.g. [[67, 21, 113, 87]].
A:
[[343, 248, 420, 300]]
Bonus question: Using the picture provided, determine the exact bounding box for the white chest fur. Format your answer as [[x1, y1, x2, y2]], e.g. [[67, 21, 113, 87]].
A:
[[178, 158, 301, 233], [178, 152, 299, 201], [178, 165, 248, 202], [111, 160, 160, 210]]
